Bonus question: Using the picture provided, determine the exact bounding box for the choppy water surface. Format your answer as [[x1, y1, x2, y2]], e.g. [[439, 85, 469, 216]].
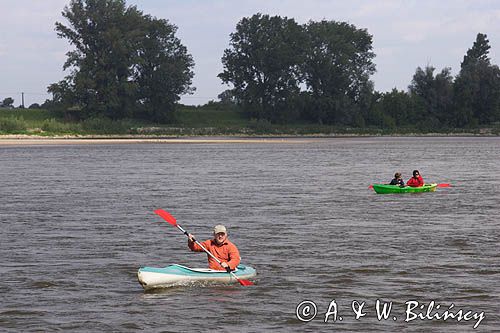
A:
[[1, 137, 499, 332]]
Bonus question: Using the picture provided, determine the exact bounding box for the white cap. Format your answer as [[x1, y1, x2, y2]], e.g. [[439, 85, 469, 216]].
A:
[[213, 225, 227, 234]]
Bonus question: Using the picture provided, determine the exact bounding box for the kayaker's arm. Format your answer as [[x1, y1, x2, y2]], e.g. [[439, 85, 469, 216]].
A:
[[226, 243, 241, 270], [188, 234, 206, 252]]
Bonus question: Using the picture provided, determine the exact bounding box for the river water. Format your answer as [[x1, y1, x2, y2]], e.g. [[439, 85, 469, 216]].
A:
[[1, 137, 499, 332]]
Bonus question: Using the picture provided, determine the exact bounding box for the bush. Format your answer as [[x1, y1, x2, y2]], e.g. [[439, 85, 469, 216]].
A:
[[0, 116, 27, 132], [41, 118, 74, 133], [247, 118, 275, 134], [81, 117, 134, 134]]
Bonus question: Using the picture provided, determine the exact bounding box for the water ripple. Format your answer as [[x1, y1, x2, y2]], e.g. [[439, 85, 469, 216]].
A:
[[1, 137, 499, 331]]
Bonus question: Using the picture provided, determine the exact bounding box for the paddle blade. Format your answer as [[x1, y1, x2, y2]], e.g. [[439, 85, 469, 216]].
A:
[[368, 185, 373, 189], [236, 278, 254, 286], [154, 209, 177, 226], [437, 183, 451, 188], [229, 271, 254, 286]]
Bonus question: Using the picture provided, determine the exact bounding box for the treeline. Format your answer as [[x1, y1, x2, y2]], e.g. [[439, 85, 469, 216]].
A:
[[368, 33, 500, 129], [218, 15, 500, 129], [0, 97, 44, 109], [0, 98, 15, 108], [45, 1, 500, 129]]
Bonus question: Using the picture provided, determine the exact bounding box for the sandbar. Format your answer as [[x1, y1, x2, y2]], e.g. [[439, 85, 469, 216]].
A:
[[0, 135, 314, 145]]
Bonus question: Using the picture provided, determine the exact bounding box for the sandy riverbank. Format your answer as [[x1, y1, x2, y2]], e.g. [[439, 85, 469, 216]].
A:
[[0, 134, 315, 145], [1, 132, 497, 145]]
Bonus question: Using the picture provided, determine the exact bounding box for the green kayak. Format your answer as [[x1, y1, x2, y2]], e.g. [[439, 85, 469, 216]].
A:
[[372, 183, 438, 194]]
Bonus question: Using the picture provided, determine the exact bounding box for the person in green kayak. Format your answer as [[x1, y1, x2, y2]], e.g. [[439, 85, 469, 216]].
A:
[[407, 169, 424, 187], [188, 225, 241, 272], [389, 172, 405, 186]]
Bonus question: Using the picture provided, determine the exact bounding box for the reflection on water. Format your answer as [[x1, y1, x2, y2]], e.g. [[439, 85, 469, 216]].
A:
[[1, 137, 499, 331]]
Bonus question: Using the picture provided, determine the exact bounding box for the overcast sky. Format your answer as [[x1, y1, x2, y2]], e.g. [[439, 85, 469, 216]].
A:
[[1, 0, 499, 107]]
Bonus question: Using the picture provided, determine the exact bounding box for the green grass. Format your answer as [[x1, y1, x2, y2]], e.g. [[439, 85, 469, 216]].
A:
[[0, 108, 54, 121], [0, 106, 251, 136], [175, 105, 248, 127], [0, 107, 137, 135], [1, 106, 498, 136], [0, 108, 56, 132]]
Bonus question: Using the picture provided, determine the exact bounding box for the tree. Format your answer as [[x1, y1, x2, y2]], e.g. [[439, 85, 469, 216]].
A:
[[219, 13, 306, 123], [453, 33, 500, 126], [368, 89, 424, 128], [133, 16, 195, 122], [461, 33, 490, 68], [51, 0, 144, 119], [49, 0, 194, 122], [1, 97, 14, 108], [408, 66, 454, 126], [217, 89, 238, 105], [301, 20, 376, 125]]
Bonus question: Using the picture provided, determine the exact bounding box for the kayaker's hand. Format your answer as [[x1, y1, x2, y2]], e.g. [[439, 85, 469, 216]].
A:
[[221, 262, 231, 272], [188, 233, 195, 242]]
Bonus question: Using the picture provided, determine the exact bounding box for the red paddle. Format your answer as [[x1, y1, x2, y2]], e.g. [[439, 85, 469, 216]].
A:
[[154, 209, 254, 286]]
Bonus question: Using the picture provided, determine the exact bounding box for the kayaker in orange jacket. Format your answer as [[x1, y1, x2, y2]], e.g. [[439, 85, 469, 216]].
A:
[[188, 225, 241, 271], [407, 170, 424, 187]]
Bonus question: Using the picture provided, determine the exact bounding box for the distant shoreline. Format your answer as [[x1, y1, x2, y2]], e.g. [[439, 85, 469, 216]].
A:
[[0, 133, 498, 145], [0, 135, 314, 145]]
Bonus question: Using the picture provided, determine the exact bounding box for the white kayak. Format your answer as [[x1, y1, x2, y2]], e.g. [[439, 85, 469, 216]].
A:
[[137, 264, 257, 290]]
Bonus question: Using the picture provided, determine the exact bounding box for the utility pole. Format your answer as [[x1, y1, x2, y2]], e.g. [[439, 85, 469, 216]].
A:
[[21, 92, 25, 108]]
